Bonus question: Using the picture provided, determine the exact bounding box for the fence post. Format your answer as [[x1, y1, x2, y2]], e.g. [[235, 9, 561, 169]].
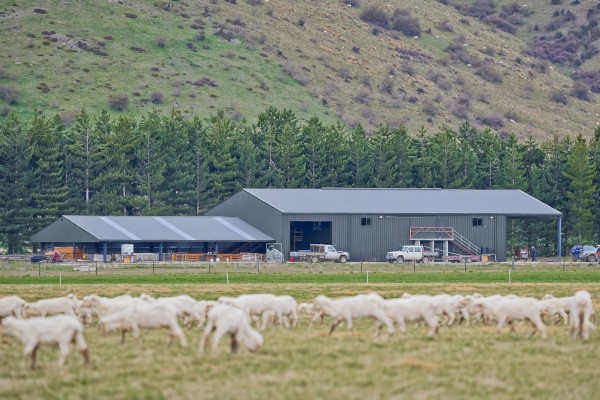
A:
[[152, 261, 155, 275], [360, 262, 363, 273], [464, 258, 467, 273], [96, 261, 98, 276], [39, 262, 41, 277], [413, 260, 416, 273]]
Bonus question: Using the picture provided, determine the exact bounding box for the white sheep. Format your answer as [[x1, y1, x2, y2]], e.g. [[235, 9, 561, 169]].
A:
[[81, 294, 145, 316], [0, 295, 26, 320], [1, 315, 90, 369], [199, 303, 263, 354], [313, 293, 394, 336], [474, 296, 547, 338], [382, 297, 440, 337], [538, 296, 569, 325], [99, 302, 187, 347], [25, 297, 78, 317], [140, 294, 201, 328], [569, 290, 595, 340], [65, 293, 94, 325], [218, 294, 277, 326], [259, 295, 298, 330]]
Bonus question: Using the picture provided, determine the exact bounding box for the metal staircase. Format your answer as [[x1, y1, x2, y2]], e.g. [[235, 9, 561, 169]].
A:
[[410, 227, 481, 255]]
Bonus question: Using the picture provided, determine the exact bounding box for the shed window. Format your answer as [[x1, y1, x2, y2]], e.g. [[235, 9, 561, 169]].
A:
[[361, 217, 371, 226], [472, 218, 483, 226]]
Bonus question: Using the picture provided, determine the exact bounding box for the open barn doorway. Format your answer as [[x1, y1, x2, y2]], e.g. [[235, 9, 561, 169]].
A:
[[290, 221, 332, 252]]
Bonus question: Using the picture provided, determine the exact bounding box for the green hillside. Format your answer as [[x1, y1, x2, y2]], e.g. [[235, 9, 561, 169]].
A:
[[1, 0, 599, 139]]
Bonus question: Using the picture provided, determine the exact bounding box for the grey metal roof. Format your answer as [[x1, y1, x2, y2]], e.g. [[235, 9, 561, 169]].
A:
[[243, 188, 561, 217], [32, 216, 274, 243]]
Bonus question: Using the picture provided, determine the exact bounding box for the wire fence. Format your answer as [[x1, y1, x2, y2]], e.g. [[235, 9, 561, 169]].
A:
[[0, 256, 598, 278]]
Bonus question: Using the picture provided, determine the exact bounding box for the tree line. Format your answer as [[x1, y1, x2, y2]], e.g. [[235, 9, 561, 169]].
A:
[[1, 107, 598, 256]]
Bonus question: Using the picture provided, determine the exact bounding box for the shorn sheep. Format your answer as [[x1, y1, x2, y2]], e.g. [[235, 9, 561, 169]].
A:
[[569, 290, 595, 340], [0, 295, 26, 320], [99, 303, 188, 347], [313, 293, 394, 336], [1, 315, 90, 369], [199, 304, 263, 354]]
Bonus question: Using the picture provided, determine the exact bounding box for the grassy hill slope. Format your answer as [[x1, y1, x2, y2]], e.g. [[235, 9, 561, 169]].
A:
[[1, 0, 599, 140]]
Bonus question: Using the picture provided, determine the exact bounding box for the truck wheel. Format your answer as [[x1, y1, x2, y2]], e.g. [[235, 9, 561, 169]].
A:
[[588, 255, 596, 263], [397, 256, 404, 263], [339, 255, 347, 264], [388, 259, 395, 264], [311, 256, 319, 263], [422, 256, 430, 264]]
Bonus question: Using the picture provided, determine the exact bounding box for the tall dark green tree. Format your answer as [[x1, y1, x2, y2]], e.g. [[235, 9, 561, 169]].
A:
[[65, 109, 102, 214], [26, 112, 68, 236], [0, 113, 30, 252], [590, 126, 600, 242], [348, 124, 373, 187], [300, 117, 327, 188], [93, 114, 142, 215], [563, 133, 596, 243], [187, 117, 211, 215], [320, 121, 350, 187], [136, 110, 166, 213]]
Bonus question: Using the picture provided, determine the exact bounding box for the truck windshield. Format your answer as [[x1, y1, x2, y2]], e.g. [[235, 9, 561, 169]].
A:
[[327, 246, 336, 252], [401, 246, 409, 252]]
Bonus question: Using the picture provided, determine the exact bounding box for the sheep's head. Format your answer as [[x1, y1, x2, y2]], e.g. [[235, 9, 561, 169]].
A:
[[243, 328, 263, 353]]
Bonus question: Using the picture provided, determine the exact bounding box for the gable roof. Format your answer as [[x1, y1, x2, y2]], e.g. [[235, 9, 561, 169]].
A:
[[31, 216, 274, 243], [243, 188, 561, 217]]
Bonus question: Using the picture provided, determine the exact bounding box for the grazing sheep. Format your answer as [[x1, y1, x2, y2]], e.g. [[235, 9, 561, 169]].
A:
[[218, 294, 278, 326], [1, 315, 90, 369], [99, 303, 187, 347], [313, 293, 394, 336], [81, 294, 145, 316], [199, 304, 263, 354], [538, 296, 569, 325], [25, 297, 78, 318], [0, 295, 26, 320], [65, 294, 94, 325], [474, 296, 547, 338], [569, 290, 595, 340], [381, 297, 440, 337], [259, 295, 298, 330], [140, 294, 201, 328]]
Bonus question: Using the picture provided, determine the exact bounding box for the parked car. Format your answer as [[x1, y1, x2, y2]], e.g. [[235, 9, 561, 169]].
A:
[[571, 245, 597, 262]]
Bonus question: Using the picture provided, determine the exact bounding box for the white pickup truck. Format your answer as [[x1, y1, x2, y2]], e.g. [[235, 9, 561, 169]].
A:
[[386, 245, 438, 264], [297, 244, 350, 263]]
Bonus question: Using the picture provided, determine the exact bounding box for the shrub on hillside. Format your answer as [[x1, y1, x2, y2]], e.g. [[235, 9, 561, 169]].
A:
[[108, 93, 129, 111], [150, 91, 165, 104], [0, 85, 19, 104], [475, 64, 503, 83], [360, 5, 389, 28], [550, 90, 568, 104], [156, 37, 167, 48], [246, 0, 263, 4], [343, 0, 361, 6], [0, 105, 11, 117], [390, 10, 421, 36], [570, 81, 590, 101], [480, 113, 505, 129]]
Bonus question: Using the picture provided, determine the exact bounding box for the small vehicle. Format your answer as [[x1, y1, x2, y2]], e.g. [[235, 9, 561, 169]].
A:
[[297, 244, 350, 263], [30, 255, 48, 263], [514, 247, 529, 261], [386, 245, 438, 264], [571, 245, 597, 262]]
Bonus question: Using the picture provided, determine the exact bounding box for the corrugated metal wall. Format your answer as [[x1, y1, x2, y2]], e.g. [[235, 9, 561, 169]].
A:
[[206, 191, 282, 246], [208, 192, 510, 262]]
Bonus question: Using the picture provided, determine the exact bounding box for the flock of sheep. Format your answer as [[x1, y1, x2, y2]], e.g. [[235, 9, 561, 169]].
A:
[[0, 289, 595, 369]]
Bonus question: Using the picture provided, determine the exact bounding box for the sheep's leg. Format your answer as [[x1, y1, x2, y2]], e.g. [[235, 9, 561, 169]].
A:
[[346, 318, 354, 336], [460, 309, 470, 326], [211, 326, 227, 352], [396, 317, 407, 336], [496, 315, 507, 334], [171, 323, 188, 347], [527, 315, 547, 338], [132, 323, 141, 347], [425, 315, 438, 337], [559, 311, 569, 325], [446, 311, 455, 327], [198, 321, 214, 355], [508, 320, 517, 333], [230, 333, 239, 354], [120, 330, 127, 345], [328, 318, 344, 336], [58, 340, 71, 367], [24, 342, 40, 370]]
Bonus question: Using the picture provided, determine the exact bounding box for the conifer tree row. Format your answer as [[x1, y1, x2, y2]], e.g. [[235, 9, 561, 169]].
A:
[[0, 107, 597, 255]]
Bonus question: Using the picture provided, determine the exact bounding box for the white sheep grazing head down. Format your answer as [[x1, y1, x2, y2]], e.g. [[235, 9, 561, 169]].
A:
[[241, 328, 264, 353]]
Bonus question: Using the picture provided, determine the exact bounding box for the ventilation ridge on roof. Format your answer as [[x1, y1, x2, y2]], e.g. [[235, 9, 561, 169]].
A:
[[99, 217, 141, 241]]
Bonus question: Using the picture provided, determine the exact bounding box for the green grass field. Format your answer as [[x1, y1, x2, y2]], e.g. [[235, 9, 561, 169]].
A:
[[0, 267, 599, 399]]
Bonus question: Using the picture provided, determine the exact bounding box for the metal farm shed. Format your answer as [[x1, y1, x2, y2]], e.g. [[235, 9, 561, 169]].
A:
[[31, 215, 274, 262], [206, 188, 562, 262]]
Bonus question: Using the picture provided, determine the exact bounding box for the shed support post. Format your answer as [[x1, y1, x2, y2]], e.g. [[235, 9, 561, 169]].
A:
[[443, 241, 449, 261], [557, 216, 562, 257], [159, 242, 163, 262], [72, 242, 76, 261], [103, 242, 108, 263], [429, 240, 435, 253]]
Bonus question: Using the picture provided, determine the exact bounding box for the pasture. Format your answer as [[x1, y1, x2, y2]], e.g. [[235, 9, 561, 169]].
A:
[[0, 266, 599, 400]]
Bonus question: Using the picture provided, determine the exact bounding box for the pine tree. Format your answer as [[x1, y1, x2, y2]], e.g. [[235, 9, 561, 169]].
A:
[[136, 110, 167, 213], [0, 113, 30, 253], [26, 112, 68, 239], [590, 126, 600, 242], [320, 121, 350, 187], [563, 133, 596, 243], [188, 116, 211, 215], [300, 117, 327, 188], [427, 126, 468, 188], [348, 124, 373, 187]]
